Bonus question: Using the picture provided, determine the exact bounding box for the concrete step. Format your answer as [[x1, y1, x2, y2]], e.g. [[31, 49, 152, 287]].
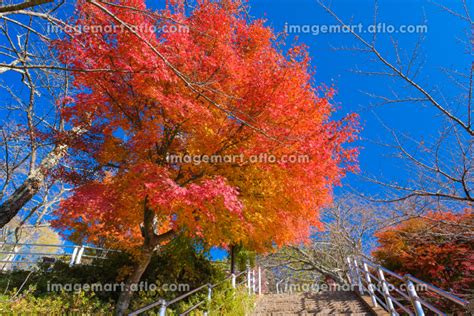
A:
[[252, 291, 376, 316]]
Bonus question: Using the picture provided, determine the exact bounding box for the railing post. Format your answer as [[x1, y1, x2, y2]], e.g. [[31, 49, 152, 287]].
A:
[[203, 283, 212, 316], [362, 262, 378, 307], [377, 266, 396, 314], [405, 276, 425, 316], [207, 283, 212, 300], [353, 258, 364, 295], [75, 245, 85, 264], [258, 266, 262, 295], [346, 257, 354, 285], [247, 265, 251, 294], [159, 299, 167, 316], [1, 245, 19, 271], [69, 246, 78, 266], [252, 269, 256, 293], [231, 273, 236, 289]]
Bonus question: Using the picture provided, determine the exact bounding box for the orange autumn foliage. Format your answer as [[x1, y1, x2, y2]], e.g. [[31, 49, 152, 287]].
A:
[[52, 0, 358, 253], [373, 211, 474, 294]]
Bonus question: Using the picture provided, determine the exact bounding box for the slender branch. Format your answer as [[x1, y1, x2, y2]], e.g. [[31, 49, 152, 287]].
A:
[[317, 0, 474, 136]]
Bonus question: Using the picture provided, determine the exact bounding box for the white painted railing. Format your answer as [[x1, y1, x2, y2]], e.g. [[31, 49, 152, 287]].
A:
[[347, 256, 470, 316], [0, 242, 118, 270], [129, 266, 263, 316]]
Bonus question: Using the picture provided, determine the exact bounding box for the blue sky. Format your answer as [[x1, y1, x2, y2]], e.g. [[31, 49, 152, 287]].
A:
[[245, 0, 470, 191], [212, 0, 471, 259], [1, 0, 471, 259]]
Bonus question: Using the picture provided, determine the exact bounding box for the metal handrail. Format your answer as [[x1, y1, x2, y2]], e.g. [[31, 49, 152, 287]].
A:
[[172, 273, 244, 312], [0, 243, 76, 248], [390, 295, 414, 315], [392, 286, 411, 301], [129, 268, 258, 316], [365, 270, 380, 283], [167, 283, 209, 306], [379, 266, 404, 281], [415, 298, 445, 315], [347, 256, 470, 316], [210, 273, 234, 289], [0, 260, 39, 264], [180, 300, 205, 315], [0, 242, 119, 270], [1, 251, 68, 256], [374, 294, 388, 309], [406, 274, 469, 307], [363, 258, 469, 307], [0, 242, 119, 251]]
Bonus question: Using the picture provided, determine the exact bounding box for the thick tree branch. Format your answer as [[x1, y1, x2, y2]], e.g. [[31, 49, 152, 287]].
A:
[[141, 199, 175, 250], [0, 0, 53, 13]]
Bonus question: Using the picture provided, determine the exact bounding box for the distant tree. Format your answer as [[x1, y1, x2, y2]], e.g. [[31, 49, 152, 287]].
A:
[[260, 196, 388, 287], [373, 211, 473, 299], [0, 0, 68, 231]]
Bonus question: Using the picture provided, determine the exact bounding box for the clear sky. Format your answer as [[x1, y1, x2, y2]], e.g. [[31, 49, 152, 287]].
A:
[[211, 0, 472, 259], [0, 0, 471, 259], [244, 0, 471, 196]]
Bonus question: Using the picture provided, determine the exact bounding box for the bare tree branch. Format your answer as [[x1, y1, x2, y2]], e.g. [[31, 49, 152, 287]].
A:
[[0, 0, 53, 14]]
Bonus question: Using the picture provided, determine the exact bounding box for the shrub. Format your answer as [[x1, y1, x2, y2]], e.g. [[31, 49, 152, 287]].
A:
[[0, 286, 113, 314]]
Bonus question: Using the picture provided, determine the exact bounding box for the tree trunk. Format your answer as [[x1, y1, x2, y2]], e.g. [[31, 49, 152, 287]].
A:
[[115, 201, 175, 315], [230, 245, 235, 274], [0, 144, 66, 228], [115, 249, 153, 316]]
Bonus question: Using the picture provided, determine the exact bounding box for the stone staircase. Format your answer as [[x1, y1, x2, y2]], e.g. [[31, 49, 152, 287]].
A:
[[252, 291, 376, 316]]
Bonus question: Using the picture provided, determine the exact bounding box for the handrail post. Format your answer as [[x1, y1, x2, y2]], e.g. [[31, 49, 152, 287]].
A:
[[207, 283, 212, 300], [231, 273, 236, 289], [346, 257, 354, 285], [258, 266, 262, 295], [405, 277, 425, 316], [204, 283, 212, 316], [159, 299, 167, 316], [247, 265, 251, 294], [377, 266, 396, 315], [252, 269, 256, 294], [75, 245, 85, 264], [69, 246, 78, 266], [362, 262, 378, 307], [353, 258, 364, 295]]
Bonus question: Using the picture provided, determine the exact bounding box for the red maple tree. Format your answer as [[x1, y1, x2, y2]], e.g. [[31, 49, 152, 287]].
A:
[[51, 0, 358, 312], [373, 211, 473, 309]]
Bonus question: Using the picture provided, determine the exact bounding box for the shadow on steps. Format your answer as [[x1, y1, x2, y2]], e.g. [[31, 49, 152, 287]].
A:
[[251, 290, 377, 316]]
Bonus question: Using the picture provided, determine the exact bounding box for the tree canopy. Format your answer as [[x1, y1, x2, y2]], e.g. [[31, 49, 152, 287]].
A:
[[373, 211, 473, 294], [51, 0, 358, 254]]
